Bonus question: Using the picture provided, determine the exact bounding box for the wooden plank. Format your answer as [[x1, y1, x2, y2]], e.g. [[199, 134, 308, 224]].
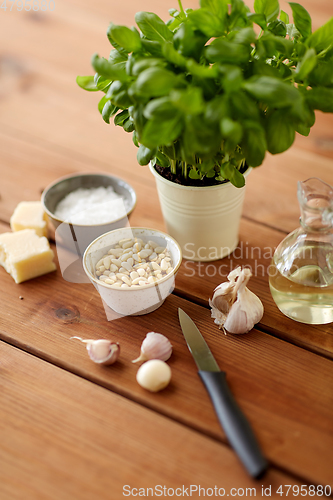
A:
[[0, 136, 332, 360], [0, 341, 306, 500], [0, 134, 332, 359], [0, 225, 332, 485]]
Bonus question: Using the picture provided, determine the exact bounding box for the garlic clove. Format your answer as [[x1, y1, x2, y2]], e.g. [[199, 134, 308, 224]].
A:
[[71, 336, 120, 365], [224, 287, 264, 334], [136, 359, 172, 392], [132, 332, 172, 364], [209, 267, 264, 334]]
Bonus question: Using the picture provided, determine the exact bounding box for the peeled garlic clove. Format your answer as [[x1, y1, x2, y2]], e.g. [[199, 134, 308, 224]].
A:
[[136, 359, 172, 392], [132, 332, 172, 363], [71, 336, 120, 365]]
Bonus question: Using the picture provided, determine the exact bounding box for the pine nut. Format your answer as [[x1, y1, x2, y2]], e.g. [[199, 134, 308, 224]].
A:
[[103, 256, 111, 269], [111, 259, 122, 267], [95, 236, 175, 288]]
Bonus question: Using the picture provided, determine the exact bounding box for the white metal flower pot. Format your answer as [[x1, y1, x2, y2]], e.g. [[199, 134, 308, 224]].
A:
[[149, 163, 251, 262]]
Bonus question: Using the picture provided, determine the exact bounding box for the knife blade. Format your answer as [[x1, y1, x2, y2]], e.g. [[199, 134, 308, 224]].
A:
[[178, 308, 268, 479]]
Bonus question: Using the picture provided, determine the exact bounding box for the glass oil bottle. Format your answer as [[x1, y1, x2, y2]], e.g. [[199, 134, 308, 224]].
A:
[[269, 177, 333, 324]]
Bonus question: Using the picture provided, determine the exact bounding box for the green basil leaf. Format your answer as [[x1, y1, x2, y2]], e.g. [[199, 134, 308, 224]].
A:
[[108, 24, 142, 53], [308, 62, 333, 86], [233, 27, 257, 45], [289, 3, 312, 38], [114, 109, 129, 126], [220, 118, 243, 145], [246, 13, 267, 30], [130, 105, 147, 138], [131, 67, 182, 97], [188, 8, 224, 37], [143, 97, 177, 120], [173, 23, 208, 61], [123, 118, 135, 132], [95, 75, 112, 92], [186, 59, 219, 78], [141, 39, 164, 57], [91, 54, 128, 81], [135, 12, 173, 42], [132, 58, 166, 76], [230, 91, 259, 119], [155, 151, 170, 168], [242, 76, 300, 107], [266, 110, 295, 154], [109, 49, 130, 64], [132, 130, 139, 147], [306, 87, 333, 113], [206, 39, 250, 64], [295, 48, 317, 81], [267, 20, 287, 37], [254, 0, 279, 23], [307, 17, 333, 53], [170, 87, 204, 115], [106, 27, 129, 57], [205, 96, 229, 123], [206, 168, 217, 178], [240, 121, 267, 167], [102, 101, 118, 124], [162, 42, 187, 68], [229, 0, 251, 30], [137, 144, 158, 165], [98, 95, 111, 114], [220, 163, 245, 187], [140, 115, 184, 148], [189, 168, 201, 179], [219, 65, 243, 93], [76, 76, 98, 91], [294, 122, 310, 136], [200, 0, 228, 21], [279, 10, 289, 25], [183, 116, 221, 156]]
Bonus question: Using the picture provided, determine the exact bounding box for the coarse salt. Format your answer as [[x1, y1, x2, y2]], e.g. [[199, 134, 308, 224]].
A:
[[54, 186, 131, 225]]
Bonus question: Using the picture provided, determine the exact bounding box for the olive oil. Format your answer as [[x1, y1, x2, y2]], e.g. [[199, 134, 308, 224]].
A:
[[269, 178, 333, 325], [269, 261, 333, 325]]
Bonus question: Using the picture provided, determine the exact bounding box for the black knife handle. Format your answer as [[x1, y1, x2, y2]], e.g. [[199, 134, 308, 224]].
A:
[[199, 370, 268, 479]]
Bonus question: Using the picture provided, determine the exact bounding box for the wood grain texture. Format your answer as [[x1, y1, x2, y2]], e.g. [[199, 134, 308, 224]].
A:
[[1, 0, 333, 494], [1, 341, 307, 500], [0, 135, 332, 359], [0, 220, 332, 485]]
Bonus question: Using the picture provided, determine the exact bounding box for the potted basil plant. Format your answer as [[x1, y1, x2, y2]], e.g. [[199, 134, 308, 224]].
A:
[[77, 0, 333, 261]]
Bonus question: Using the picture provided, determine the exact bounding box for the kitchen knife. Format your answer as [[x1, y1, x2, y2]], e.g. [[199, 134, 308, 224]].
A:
[[178, 308, 268, 479]]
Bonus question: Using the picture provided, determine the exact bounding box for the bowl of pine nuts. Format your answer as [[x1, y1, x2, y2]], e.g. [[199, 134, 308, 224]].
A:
[[83, 227, 182, 316]]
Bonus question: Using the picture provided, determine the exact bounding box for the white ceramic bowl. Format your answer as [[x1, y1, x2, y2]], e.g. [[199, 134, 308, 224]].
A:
[[83, 227, 182, 316]]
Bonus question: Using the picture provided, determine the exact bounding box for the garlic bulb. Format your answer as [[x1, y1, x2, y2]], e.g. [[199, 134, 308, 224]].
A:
[[209, 267, 264, 334], [71, 336, 120, 365], [132, 332, 172, 363], [136, 359, 172, 392]]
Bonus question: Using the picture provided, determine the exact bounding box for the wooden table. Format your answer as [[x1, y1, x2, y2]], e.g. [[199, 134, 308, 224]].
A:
[[0, 0, 332, 498]]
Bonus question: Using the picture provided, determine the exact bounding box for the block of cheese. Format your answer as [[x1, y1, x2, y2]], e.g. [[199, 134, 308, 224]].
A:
[[10, 201, 48, 238], [0, 229, 56, 284]]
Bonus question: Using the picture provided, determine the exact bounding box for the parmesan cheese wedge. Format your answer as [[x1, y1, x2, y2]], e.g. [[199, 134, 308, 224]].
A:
[[0, 229, 56, 283], [10, 201, 48, 238]]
